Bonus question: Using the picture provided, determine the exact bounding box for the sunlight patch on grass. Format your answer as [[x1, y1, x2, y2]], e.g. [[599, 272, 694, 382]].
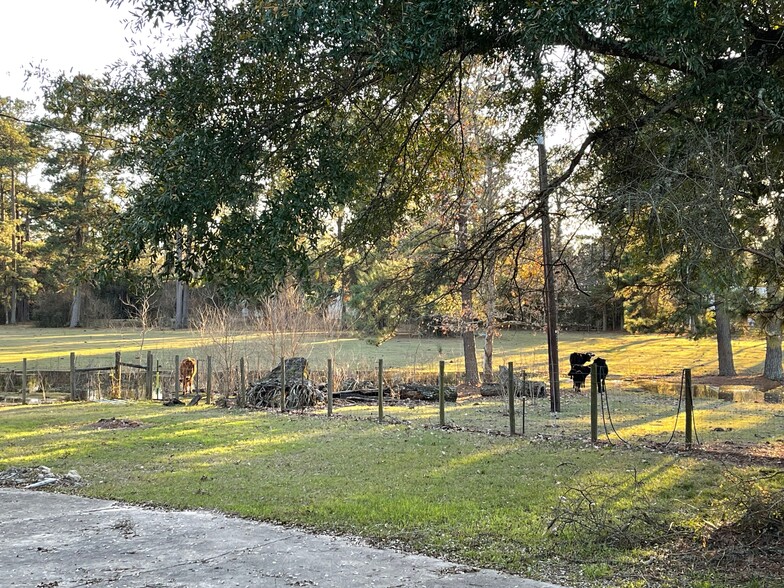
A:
[[0, 402, 780, 587]]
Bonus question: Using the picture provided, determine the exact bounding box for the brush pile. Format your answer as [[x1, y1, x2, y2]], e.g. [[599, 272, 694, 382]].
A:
[[244, 357, 322, 409]]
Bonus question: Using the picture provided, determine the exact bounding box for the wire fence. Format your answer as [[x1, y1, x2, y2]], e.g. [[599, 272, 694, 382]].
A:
[[1, 353, 782, 454]]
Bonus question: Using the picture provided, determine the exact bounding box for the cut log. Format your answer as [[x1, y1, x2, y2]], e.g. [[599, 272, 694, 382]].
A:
[[480, 382, 504, 397], [497, 366, 547, 398], [332, 387, 392, 399], [397, 383, 457, 402]]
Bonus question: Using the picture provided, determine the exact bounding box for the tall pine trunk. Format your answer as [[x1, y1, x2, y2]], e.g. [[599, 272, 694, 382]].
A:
[[763, 315, 783, 380], [456, 198, 479, 387], [482, 256, 497, 384], [69, 284, 83, 328], [763, 281, 783, 380], [715, 297, 736, 376], [174, 280, 189, 330], [9, 168, 17, 324]]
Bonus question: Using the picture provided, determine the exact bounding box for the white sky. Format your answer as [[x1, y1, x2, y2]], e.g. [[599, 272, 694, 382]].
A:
[[0, 0, 145, 101]]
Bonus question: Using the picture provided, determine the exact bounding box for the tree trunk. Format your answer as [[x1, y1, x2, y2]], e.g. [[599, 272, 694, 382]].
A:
[[715, 297, 736, 376], [9, 168, 17, 325], [537, 133, 561, 412], [174, 280, 189, 329], [456, 197, 479, 387], [763, 315, 783, 380], [461, 280, 480, 386], [69, 284, 83, 328], [10, 285, 17, 324], [481, 256, 497, 384], [762, 278, 783, 380]]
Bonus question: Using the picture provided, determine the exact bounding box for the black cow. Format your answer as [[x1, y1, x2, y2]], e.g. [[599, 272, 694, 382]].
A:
[[567, 352, 594, 392], [593, 357, 608, 393], [569, 352, 594, 367], [567, 364, 592, 391]]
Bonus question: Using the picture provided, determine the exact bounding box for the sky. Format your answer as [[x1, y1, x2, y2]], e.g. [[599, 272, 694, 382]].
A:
[[0, 0, 147, 101]]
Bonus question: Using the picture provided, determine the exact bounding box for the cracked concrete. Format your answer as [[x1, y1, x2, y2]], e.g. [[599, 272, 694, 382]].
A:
[[1, 489, 568, 588]]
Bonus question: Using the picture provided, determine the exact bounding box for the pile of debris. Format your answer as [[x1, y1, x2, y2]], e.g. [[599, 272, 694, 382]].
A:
[[329, 379, 457, 402], [0, 466, 82, 489], [397, 383, 457, 402], [244, 357, 322, 409], [332, 377, 392, 401], [88, 417, 143, 429]]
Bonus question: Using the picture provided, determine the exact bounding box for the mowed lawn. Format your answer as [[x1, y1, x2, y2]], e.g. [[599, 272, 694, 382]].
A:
[[1, 400, 782, 588], [1, 325, 782, 587], [0, 325, 770, 383]]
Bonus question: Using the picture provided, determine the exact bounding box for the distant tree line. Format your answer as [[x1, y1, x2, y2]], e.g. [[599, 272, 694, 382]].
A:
[[1, 0, 782, 385]]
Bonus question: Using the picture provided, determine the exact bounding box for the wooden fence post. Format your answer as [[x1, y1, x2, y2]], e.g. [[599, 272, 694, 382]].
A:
[[508, 361, 516, 436], [114, 351, 122, 398], [280, 356, 287, 412], [174, 354, 180, 400], [206, 356, 213, 404], [590, 362, 598, 443], [685, 368, 693, 449], [327, 358, 334, 417], [238, 357, 246, 408], [439, 360, 446, 427], [195, 359, 200, 393], [145, 352, 153, 400], [377, 359, 384, 424], [70, 352, 76, 401], [22, 358, 27, 405], [522, 370, 527, 435]]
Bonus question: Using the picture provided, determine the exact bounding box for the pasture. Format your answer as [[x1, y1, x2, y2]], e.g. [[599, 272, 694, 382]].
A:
[[0, 324, 770, 381], [1, 325, 782, 587]]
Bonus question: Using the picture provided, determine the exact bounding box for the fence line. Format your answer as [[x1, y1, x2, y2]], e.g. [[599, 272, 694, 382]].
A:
[[0, 354, 728, 451]]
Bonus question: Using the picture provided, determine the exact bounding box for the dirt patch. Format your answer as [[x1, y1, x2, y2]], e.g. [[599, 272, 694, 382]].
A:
[[643, 439, 784, 468], [694, 440, 784, 468], [88, 417, 143, 429]]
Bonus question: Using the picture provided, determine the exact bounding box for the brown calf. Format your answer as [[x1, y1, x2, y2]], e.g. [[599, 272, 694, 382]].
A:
[[179, 357, 197, 395]]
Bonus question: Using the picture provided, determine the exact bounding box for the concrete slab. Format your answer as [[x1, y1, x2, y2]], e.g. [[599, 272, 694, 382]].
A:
[[0, 489, 567, 587]]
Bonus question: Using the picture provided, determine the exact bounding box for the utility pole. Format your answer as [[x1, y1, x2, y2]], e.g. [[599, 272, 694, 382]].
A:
[[537, 130, 561, 412]]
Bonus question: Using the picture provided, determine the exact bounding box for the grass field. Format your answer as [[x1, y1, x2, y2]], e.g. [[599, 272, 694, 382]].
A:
[[0, 325, 770, 385], [1, 325, 782, 586], [1, 398, 782, 588]]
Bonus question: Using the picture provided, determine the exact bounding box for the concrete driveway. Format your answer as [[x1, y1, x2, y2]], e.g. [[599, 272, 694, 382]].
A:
[[1, 488, 567, 587]]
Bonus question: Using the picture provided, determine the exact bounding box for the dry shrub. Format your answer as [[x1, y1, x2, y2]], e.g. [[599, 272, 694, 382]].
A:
[[254, 283, 321, 361], [706, 476, 784, 552], [548, 475, 684, 549], [195, 304, 243, 393]]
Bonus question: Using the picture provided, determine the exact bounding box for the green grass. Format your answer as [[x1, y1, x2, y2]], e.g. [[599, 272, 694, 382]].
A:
[[0, 325, 770, 384], [1, 400, 782, 587]]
